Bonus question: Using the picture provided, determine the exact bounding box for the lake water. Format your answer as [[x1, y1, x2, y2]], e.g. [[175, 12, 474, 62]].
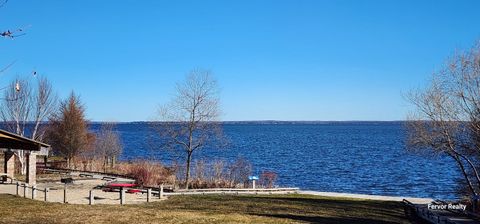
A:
[[90, 122, 459, 200]]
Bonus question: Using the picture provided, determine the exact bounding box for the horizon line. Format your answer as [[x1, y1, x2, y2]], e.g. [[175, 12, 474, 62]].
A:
[[89, 120, 407, 123]]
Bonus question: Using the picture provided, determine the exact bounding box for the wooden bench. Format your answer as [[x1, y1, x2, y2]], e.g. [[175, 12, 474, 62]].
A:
[[102, 176, 117, 181], [79, 173, 94, 178]]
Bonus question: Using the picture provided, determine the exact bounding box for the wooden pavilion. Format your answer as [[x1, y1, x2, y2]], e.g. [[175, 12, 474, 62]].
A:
[[0, 129, 50, 185]]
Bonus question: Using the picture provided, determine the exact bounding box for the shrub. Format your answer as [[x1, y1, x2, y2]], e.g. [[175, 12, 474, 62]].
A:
[[117, 160, 175, 187], [228, 157, 252, 188], [184, 157, 253, 189], [260, 171, 277, 188]]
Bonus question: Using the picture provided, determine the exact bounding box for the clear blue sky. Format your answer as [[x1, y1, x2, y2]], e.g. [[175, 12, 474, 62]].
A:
[[0, 0, 479, 121]]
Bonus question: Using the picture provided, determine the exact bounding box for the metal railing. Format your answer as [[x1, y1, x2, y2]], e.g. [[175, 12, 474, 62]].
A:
[[15, 182, 50, 202]]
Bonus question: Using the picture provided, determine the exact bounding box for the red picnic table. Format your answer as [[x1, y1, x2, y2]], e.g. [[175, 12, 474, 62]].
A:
[[106, 183, 136, 188], [103, 182, 140, 193]]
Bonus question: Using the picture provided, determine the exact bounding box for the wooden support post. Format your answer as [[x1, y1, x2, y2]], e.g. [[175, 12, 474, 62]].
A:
[[23, 183, 28, 198], [63, 184, 67, 203], [16, 182, 19, 196], [252, 180, 256, 189], [89, 190, 94, 205], [147, 188, 151, 202], [44, 188, 49, 202], [31, 185, 36, 199], [159, 184, 164, 199], [120, 188, 125, 205]]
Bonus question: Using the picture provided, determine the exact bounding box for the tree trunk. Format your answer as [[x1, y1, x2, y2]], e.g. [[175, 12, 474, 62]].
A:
[[453, 155, 477, 196], [458, 153, 480, 191], [20, 159, 26, 175], [103, 156, 107, 173], [112, 156, 116, 168], [14, 151, 27, 175], [185, 152, 192, 190]]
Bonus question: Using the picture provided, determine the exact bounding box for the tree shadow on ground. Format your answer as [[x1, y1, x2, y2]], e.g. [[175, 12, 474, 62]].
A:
[[252, 213, 406, 224], [162, 195, 408, 223]]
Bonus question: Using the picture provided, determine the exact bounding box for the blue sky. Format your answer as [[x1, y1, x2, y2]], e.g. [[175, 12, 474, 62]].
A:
[[0, 0, 479, 121]]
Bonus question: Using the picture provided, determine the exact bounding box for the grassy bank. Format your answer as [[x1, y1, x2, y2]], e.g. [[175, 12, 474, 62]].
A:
[[0, 193, 408, 224]]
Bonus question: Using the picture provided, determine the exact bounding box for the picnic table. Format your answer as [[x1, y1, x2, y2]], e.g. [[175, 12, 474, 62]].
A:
[[102, 182, 138, 193], [107, 183, 136, 188]]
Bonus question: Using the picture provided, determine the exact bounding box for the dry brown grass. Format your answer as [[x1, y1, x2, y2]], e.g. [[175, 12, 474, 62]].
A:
[[116, 160, 175, 187], [0, 193, 409, 224], [46, 158, 176, 187]]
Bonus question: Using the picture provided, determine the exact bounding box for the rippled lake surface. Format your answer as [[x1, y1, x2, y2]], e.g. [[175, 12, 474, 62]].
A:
[[91, 122, 459, 200]]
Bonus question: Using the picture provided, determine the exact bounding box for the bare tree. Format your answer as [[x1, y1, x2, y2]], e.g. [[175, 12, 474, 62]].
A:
[[46, 92, 89, 168], [1, 79, 31, 174], [155, 69, 223, 189], [1, 79, 31, 136], [95, 123, 123, 171], [0, 77, 57, 174], [407, 42, 480, 196], [31, 77, 57, 140]]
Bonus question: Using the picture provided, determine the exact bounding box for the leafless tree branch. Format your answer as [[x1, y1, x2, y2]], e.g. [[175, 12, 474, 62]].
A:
[[407, 42, 480, 196], [154, 69, 224, 189]]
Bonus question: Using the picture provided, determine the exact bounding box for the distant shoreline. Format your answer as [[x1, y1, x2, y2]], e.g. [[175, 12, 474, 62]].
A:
[[0, 121, 408, 125], [89, 120, 407, 125], [0, 120, 407, 128]]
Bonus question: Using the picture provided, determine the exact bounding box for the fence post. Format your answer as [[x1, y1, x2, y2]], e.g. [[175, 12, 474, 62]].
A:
[[16, 182, 19, 196], [44, 188, 49, 202], [23, 183, 28, 198], [120, 188, 125, 205], [159, 184, 164, 199], [89, 190, 94, 205], [63, 185, 67, 203], [147, 188, 151, 202], [31, 185, 36, 199]]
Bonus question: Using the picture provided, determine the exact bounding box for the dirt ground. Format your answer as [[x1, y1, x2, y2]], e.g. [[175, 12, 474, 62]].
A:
[[0, 177, 164, 205]]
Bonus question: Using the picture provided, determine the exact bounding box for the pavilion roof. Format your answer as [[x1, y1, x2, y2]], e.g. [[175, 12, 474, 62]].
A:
[[0, 129, 50, 152]]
